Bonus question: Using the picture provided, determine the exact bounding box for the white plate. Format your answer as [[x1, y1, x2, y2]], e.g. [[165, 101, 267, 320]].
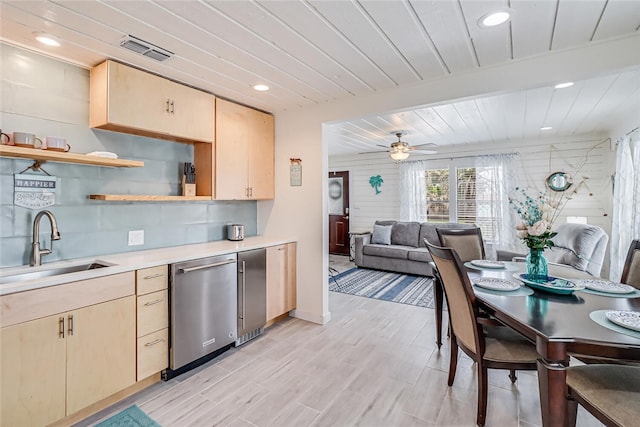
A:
[[575, 279, 635, 294], [474, 278, 521, 291], [605, 310, 640, 332], [86, 151, 118, 159], [470, 260, 506, 269]]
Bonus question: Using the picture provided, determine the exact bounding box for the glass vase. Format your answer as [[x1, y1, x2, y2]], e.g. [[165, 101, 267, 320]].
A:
[[526, 248, 548, 283]]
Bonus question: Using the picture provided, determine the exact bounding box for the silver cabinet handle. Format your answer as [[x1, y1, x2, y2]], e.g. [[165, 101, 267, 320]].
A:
[[278, 247, 285, 251], [170, 100, 175, 114], [144, 298, 164, 306], [144, 338, 166, 347], [59, 317, 65, 339], [179, 259, 236, 273], [68, 314, 74, 336], [143, 273, 164, 280], [166, 99, 170, 113], [241, 260, 246, 331]]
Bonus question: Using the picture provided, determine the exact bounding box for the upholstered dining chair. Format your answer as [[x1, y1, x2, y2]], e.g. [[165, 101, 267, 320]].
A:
[[425, 241, 538, 426], [566, 364, 640, 426], [621, 239, 640, 288], [436, 227, 485, 262]]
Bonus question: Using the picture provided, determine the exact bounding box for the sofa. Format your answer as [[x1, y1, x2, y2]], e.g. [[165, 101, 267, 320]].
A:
[[354, 220, 476, 276], [496, 223, 609, 277]]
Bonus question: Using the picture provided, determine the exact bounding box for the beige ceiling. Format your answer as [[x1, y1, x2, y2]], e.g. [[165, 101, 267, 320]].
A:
[[1, 0, 639, 115]]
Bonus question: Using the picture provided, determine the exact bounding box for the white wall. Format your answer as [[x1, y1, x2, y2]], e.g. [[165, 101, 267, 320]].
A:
[[258, 33, 640, 324], [330, 134, 616, 274]]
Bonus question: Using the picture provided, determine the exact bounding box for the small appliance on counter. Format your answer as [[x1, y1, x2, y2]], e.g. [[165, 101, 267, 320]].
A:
[[227, 224, 245, 241]]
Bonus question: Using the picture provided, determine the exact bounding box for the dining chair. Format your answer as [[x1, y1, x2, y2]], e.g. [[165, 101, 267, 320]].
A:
[[436, 227, 485, 262], [566, 364, 640, 426], [620, 239, 640, 288], [425, 241, 538, 426]]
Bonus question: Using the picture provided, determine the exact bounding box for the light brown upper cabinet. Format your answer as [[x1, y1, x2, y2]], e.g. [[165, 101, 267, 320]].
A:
[[90, 60, 215, 144], [215, 99, 275, 200]]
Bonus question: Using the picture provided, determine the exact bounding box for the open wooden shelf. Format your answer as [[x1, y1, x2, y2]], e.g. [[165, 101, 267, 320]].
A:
[[0, 145, 144, 168], [89, 194, 212, 201]]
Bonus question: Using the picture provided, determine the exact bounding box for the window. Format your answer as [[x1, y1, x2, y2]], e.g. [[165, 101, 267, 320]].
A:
[[424, 163, 501, 242], [425, 168, 449, 223]]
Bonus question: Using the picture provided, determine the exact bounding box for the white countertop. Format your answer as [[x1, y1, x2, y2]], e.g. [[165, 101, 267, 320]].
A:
[[0, 236, 295, 296]]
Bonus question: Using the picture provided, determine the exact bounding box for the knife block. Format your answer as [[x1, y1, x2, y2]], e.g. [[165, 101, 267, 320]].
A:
[[182, 176, 196, 197]]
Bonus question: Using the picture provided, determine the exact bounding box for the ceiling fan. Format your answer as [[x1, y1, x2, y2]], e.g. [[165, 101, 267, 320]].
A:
[[360, 132, 438, 161]]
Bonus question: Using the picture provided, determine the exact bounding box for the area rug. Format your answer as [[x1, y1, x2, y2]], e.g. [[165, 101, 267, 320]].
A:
[[96, 405, 160, 427], [330, 267, 435, 309]]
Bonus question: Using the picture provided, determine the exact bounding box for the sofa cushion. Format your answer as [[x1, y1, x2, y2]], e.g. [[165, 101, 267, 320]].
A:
[[375, 220, 397, 226], [371, 224, 392, 245], [419, 222, 476, 247], [408, 248, 433, 263], [363, 244, 411, 260], [391, 222, 421, 247]]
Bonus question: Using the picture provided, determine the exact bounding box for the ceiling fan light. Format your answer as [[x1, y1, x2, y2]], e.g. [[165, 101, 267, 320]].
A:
[[390, 151, 410, 161]]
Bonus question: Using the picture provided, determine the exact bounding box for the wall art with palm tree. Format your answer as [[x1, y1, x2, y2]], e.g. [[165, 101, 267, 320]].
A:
[[369, 175, 384, 194]]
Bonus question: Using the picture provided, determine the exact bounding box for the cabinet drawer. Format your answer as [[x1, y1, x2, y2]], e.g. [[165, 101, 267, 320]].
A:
[[136, 265, 168, 295], [137, 290, 168, 337], [137, 328, 168, 381]]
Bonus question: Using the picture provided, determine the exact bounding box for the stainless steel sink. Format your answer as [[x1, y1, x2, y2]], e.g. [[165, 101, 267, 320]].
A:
[[0, 262, 110, 285]]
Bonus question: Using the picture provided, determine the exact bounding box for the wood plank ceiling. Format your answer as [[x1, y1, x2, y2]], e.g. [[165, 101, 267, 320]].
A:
[[1, 0, 638, 154]]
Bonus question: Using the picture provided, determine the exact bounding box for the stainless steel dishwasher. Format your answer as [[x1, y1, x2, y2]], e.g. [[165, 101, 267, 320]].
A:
[[236, 249, 267, 346], [170, 254, 237, 371]]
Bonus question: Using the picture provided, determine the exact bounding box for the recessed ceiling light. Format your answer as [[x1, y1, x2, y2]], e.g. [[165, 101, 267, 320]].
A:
[[34, 32, 60, 47], [541, 126, 553, 131], [554, 82, 574, 89], [478, 10, 512, 28], [253, 84, 269, 91]]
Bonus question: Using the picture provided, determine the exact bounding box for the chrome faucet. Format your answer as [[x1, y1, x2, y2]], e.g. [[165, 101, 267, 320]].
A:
[[30, 210, 61, 266]]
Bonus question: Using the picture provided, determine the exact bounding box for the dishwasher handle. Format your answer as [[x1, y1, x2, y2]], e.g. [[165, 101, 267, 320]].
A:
[[179, 259, 236, 273]]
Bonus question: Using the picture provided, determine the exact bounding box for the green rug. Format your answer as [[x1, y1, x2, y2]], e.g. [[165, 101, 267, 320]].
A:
[[96, 405, 160, 427]]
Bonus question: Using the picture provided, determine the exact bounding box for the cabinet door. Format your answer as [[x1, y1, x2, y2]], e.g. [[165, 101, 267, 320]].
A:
[[66, 296, 136, 415], [1, 315, 66, 427], [215, 99, 250, 200], [247, 109, 275, 200], [105, 61, 172, 136], [266, 245, 287, 320], [170, 81, 215, 143], [284, 243, 297, 313]]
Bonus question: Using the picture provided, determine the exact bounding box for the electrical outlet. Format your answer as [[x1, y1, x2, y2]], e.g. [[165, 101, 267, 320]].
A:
[[128, 230, 144, 246]]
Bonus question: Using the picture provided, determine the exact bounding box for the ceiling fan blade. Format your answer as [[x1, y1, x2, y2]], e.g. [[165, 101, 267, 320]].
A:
[[358, 150, 390, 155], [410, 149, 438, 154], [411, 143, 438, 148], [375, 144, 390, 149]]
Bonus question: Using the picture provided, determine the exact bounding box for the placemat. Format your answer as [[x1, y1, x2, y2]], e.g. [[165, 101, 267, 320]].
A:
[[579, 288, 640, 298], [472, 284, 533, 297], [464, 262, 519, 272], [589, 310, 640, 339]]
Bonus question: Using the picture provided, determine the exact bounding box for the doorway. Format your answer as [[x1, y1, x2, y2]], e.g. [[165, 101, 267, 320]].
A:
[[328, 171, 350, 256]]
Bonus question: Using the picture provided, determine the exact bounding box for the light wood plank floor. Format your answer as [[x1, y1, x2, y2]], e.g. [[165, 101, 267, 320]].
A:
[[78, 292, 604, 427]]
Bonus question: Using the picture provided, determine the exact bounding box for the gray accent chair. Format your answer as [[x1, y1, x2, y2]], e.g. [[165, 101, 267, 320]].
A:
[[496, 223, 609, 277], [354, 220, 476, 276]]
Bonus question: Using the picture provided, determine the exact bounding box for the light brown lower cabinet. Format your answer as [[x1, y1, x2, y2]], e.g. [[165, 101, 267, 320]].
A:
[[0, 296, 136, 426], [266, 242, 297, 321]]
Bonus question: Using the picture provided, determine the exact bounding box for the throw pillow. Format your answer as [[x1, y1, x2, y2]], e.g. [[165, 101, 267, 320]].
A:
[[371, 224, 392, 245]]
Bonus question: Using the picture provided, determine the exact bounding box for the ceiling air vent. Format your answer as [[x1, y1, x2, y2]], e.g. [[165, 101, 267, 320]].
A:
[[119, 35, 174, 62]]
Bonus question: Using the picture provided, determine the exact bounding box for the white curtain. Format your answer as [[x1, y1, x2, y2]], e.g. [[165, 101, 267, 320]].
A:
[[474, 153, 521, 259], [610, 129, 640, 281], [399, 160, 427, 222]]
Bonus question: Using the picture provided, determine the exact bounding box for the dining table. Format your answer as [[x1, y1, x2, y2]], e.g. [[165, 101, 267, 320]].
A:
[[435, 262, 640, 427]]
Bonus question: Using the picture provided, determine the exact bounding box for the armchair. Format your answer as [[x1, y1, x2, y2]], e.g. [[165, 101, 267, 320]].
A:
[[497, 223, 609, 277]]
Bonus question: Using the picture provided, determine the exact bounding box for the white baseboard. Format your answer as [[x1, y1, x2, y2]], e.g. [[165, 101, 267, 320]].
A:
[[290, 309, 332, 325]]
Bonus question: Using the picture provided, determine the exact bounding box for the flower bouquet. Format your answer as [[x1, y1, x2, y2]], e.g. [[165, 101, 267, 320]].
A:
[[509, 188, 565, 282]]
